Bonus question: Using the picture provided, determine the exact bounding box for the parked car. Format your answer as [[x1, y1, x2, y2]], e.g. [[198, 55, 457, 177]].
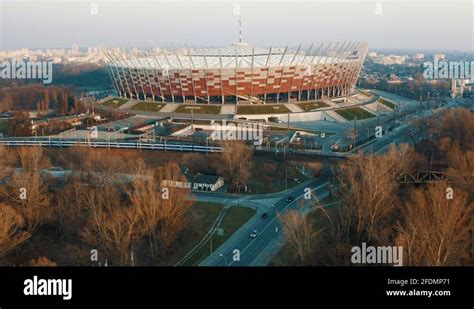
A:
[[286, 196, 294, 203], [249, 230, 258, 238], [261, 212, 269, 219]]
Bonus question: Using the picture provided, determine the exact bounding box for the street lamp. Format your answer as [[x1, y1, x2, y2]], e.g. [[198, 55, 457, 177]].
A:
[[219, 253, 227, 266], [353, 116, 358, 153]]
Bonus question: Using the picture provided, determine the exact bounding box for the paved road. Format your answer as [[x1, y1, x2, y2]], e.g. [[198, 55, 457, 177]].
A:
[[195, 98, 468, 266], [199, 169, 332, 266]]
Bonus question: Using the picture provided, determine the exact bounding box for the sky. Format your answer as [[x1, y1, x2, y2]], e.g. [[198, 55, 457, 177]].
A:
[[0, 0, 473, 52]]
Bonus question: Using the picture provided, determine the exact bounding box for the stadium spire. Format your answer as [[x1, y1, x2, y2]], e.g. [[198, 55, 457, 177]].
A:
[[239, 15, 243, 44], [233, 4, 247, 47]]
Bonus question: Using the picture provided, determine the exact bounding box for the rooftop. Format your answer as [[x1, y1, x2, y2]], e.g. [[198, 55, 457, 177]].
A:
[[193, 173, 222, 185], [108, 42, 367, 70]]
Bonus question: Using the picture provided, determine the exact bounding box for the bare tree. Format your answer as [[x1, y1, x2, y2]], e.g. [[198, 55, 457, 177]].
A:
[[0, 204, 30, 259], [336, 144, 415, 245], [154, 162, 195, 255], [82, 183, 145, 266], [436, 108, 474, 151], [0, 147, 52, 234], [396, 182, 473, 266], [278, 209, 321, 265], [446, 146, 474, 196], [126, 160, 163, 260], [55, 176, 88, 237], [0, 146, 15, 178], [0, 170, 51, 234], [127, 161, 194, 259], [218, 140, 253, 190], [17, 146, 50, 172]]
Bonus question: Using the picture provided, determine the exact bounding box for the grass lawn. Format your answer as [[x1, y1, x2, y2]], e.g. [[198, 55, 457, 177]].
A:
[[335, 107, 375, 121], [181, 205, 256, 266], [247, 178, 302, 194], [237, 104, 290, 115], [379, 98, 395, 109], [102, 98, 129, 108], [130, 101, 165, 112], [0, 118, 7, 136], [159, 202, 222, 265], [175, 104, 221, 114], [296, 101, 329, 112]]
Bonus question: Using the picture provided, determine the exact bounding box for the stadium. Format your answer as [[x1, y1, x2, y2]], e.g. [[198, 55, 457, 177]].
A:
[[104, 41, 368, 105]]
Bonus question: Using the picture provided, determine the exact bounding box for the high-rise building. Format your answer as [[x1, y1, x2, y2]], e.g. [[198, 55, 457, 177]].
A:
[[433, 53, 446, 61], [414, 53, 424, 60]]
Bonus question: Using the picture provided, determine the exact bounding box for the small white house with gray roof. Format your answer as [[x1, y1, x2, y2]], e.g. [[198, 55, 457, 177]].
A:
[[192, 173, 224, 192]]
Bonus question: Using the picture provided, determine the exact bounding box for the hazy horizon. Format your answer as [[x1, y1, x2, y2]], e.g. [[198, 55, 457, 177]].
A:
[[0, 0, 473, 52]]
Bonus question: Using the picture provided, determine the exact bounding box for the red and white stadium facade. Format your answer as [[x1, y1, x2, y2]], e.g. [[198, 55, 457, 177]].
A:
[[104, 42, 368, 104]]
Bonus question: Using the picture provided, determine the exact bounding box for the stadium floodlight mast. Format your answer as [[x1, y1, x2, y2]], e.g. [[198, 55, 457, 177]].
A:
[[336, 43, 351, 96], [217, 47, 225, 104], [126, 45, 146, 101], [263, 46, 273, 104], [304, 43, 323, 101], [332, 41, 350, 97], [186, 45, 198, 103], [141, 47, 159, 102], [122, 47, 140, 99], [338, 41, 357, 96], [145, 44, 166, 102], [103, 50, 123, 98], [116, 48, 134, 99], [308, 42, 333, 100], [105, 49, 127, 98], [286, 44, 301, 103]]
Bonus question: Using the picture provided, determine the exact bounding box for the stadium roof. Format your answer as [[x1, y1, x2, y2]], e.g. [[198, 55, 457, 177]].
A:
[[107, 42, 367, 70]]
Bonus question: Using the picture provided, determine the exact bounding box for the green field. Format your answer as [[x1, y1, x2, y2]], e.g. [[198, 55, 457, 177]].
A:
[[130, 101, 165, 112], [102, 98, 129, 108], [175, 104, 221, 114], [335, 107, 376, 121], [181, 205, 256, 266], [379, 98, 395, 109], [0, 119, 7, 136], [237, 104, 290, 115], [296, 101, 329, 112]]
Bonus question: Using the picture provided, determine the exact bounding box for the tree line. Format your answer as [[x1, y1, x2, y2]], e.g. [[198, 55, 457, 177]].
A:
[[0, 84, 82, 115], [279, 108, 473, 266], [0, 146, 195, 266]]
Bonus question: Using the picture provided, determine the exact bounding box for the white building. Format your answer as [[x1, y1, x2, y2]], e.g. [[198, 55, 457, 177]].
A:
[[414, 53, 424, 60], [433, 53, 446, 61], [193, 174, 225, 192], [373, 55, 406, 65], [451, 79, 472, 98]]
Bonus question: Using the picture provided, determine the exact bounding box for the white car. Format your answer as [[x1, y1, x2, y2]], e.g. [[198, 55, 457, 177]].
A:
[[249, 230, 258, 238]]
